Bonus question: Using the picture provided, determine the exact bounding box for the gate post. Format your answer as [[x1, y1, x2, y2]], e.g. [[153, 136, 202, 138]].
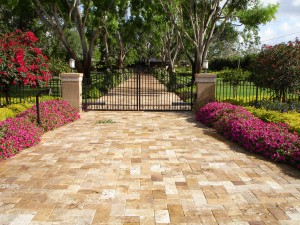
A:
[[60, 73, 83, 111], [195, 73, 217, 104]]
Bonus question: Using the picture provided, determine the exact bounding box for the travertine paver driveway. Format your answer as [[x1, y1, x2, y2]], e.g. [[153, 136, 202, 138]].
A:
[[0, 111, 300, 225]]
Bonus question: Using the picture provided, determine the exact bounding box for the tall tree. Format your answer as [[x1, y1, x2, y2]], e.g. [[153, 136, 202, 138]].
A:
[[5, 0, 121, 79], [160, 0, 278, 79]]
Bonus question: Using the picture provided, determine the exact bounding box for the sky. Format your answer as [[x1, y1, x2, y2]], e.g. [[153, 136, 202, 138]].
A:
[[259, 0, 300, 46]]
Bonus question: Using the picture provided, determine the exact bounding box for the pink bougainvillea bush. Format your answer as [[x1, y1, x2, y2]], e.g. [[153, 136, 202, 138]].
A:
[[196, 102, 300, 169], [0, 29, 51, 87], [0, 117, 43, 159], [18, 100, 80, 132], [0, 100, 80, 159]]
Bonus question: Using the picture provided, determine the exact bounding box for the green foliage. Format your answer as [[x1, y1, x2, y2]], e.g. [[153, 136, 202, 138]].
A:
[[246, 107, 300, 135], [210, 54, 256, 71], [85, 86, 102, 99], [0, 108, 15, 121], [217, 68, 251, 98], [153, 68, 176, 90], [221, 98, 247, 106], [254, 99, 300, 113], [48, 58, 70, 77], [218, 68, 251, 82], [0, 103, 33, 121], [96, 119, 117, 124], [7, 103, 31, 114], [249, 38, 300, 102], [237, 3, 279, 28]]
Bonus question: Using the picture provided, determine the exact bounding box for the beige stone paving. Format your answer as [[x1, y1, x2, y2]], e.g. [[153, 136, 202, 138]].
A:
[[0, 111, 300, 225]]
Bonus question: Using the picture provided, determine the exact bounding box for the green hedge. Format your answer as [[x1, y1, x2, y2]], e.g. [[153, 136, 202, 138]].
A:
[[246, 107, 300, 135], [0, 103, 34, 121]]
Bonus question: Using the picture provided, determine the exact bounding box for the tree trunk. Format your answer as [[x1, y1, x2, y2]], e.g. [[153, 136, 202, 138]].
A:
[[82, 55, 92, 84], [104, 33, 111, 70], [4, 85, 10, 105], [192, 51, 201, 82], [118, 50, 124, 69]]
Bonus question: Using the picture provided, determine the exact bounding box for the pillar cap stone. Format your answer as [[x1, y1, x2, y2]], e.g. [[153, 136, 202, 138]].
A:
[[195, 73, 217, 83], [60, 73, 83, 82]]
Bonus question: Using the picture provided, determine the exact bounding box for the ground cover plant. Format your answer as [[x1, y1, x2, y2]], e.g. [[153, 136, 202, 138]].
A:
[[18, 100, 80, 132], [0, 102, 34, 121], [0, 100, 80, 159], [0, 117, 43, 159], [196, 102, 300, 169], [246, 107, 300, 135]]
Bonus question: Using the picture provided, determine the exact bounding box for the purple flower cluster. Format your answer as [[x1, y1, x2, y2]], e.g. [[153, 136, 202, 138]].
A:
[[196, 102, 300, 169], [0, 100, 80, 159], [0, 117, 42, 158]]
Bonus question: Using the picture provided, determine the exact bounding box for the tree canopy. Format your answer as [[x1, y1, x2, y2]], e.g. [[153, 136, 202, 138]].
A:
[[1, 0, 278, 78]]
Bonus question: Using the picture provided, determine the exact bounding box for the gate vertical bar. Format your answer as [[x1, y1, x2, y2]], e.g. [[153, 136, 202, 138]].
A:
[[137, 69, 140, 110], [191, 78, 194, 110]]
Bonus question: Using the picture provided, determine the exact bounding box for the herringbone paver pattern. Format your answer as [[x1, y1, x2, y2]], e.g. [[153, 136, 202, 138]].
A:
[[0, 111, 300, 225]]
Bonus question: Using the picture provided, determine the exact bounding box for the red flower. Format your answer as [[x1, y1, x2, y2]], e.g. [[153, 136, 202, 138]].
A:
[[33, 47, 42, 55], [25, 31, 38, 43], [0, 30, 51, 88]]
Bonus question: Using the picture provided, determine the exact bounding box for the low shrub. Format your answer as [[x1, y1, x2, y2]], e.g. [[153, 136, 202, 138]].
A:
[[0, 103, 34, 121], [196, 102, 300, 169], [7, 103, 33, 114], [0, 108, 15, 121], [17, 100, 80, 132], [0, 117, 43, 159], [0, 100, 80, 160], [254, 99, 300, 113], [246, 107, 300, 135]]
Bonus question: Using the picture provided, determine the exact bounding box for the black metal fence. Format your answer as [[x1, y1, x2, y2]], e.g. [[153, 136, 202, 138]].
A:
[[0, 77, 61, 106], [216, 78, 300, 103]]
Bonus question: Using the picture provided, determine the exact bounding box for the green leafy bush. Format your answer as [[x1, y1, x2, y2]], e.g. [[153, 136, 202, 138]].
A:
[[85, 86, 102, 99], [246, 107, 300, 135], [0, 108, 15, 121], [7, 103, 33, 114], [209, 55, 256, 71], [254, 99, 300, 113], [249, 38, 300, 102]]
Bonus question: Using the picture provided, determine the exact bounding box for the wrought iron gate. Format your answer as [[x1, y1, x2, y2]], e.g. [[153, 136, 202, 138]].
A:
[[82, 68, 194, 111]]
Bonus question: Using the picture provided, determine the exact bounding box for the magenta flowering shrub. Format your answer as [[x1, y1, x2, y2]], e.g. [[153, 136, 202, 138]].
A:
[[17, 100, 80, 132], [0, 117, 43, 159], [0, 100, 80, 160], [196, 102, 244, 126], [196, 102, 300, 169]]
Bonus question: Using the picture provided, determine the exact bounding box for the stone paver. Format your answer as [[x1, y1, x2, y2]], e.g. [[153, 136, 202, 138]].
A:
[[0, 111, 300, 225]]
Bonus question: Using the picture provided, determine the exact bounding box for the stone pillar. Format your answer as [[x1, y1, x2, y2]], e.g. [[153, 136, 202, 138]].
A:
[[60, 73, 83, 111], [195, 73, 217, 103]]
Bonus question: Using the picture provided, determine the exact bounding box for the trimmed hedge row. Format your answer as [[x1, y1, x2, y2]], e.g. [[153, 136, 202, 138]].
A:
[[196, 102, 300, 169], [0, 100, 80, 159]]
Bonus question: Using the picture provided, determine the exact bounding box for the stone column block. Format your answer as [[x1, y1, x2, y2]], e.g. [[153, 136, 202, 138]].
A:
[[60, 73, 83, 111], [195, 73, 217, 104]]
